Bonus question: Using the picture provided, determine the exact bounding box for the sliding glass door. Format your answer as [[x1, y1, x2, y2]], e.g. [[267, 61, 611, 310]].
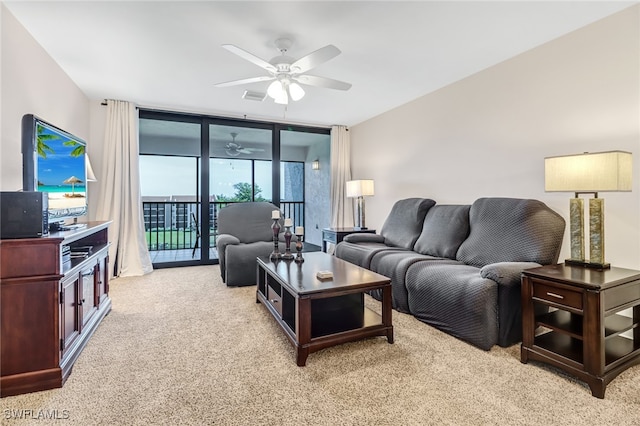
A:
[[280, 129, 331, 248], [138, 110, 330, 268], [139, 115, 203, 266], [207, 123, 273, 258]]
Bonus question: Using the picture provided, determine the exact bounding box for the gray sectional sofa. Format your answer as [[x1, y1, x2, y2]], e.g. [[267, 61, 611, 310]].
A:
[[335, 197, 565, 350]]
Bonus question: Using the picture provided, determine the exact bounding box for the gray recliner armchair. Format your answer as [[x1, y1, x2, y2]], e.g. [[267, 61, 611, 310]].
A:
[[216, 202, 292, 286]]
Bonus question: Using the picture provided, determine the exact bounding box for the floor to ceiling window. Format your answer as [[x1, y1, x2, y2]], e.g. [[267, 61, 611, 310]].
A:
[[281, 129, 331, 246], [139, 116, 202, 267], [207, 123, 273, 258], [138, 110, 330, 268]]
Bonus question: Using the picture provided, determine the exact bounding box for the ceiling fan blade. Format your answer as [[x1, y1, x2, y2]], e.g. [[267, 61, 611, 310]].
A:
[[214, 75, 274, 88], [221, 44, 277, 73], [296, 74, 352, 91], [291, 45, 341, 73]]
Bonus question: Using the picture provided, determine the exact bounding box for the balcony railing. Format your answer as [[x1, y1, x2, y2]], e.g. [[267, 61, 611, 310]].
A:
[[143, 201, 304, 252]]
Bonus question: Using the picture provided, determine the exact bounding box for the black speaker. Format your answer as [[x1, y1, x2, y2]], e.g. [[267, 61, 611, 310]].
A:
[[0, 192, 49, 239]]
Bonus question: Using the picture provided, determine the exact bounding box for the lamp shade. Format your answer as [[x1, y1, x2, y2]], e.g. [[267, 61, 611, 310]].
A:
[[274, 92, 288, 105], [545, 150, 632, 192], [346, 179, 375, 198], [288, 82, 305, 101], [267, 80, 283, 99], [86, 154, 97, 182]]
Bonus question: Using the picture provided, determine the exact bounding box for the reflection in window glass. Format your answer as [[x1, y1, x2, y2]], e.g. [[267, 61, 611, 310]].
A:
[[209, 158, 252, 201], [281, 162, 304, 201], [140, 155, 198, 197], [254, 160, 272, 202]]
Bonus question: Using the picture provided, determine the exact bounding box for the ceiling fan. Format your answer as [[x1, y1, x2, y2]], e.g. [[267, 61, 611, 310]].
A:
[[215, 38, 352, 105], [224, 132, 265, 157]]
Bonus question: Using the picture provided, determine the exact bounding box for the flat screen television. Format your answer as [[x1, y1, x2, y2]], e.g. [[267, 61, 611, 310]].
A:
[[22, 114, 89, 229]]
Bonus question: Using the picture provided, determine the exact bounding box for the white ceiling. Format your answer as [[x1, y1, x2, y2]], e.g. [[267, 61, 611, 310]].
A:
[[4, 1, 635, 127]]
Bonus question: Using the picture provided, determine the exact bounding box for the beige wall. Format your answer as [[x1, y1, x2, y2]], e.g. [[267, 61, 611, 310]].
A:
[[1, 4, 91, 195], [350, 5, 640, 269]]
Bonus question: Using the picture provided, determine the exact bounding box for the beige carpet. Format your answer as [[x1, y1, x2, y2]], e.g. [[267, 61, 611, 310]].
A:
[[1, 265, 639, 425]]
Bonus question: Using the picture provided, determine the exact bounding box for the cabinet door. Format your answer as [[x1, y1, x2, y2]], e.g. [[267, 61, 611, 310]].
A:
[[60, 274, 81, 358], [1, 279, 59, 377], [80, 267, 97, 327], [95, 255, 109, 306]]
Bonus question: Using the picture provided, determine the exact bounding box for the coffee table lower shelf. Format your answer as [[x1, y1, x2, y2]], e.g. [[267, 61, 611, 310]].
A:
[[256, 253, 393, 366]]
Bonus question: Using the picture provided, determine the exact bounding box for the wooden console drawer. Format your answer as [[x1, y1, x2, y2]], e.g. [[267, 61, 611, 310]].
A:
[[533, 281, 582, 310], [604, 279, 640, 311], [267, 285, 282, 317], [322, 230, 337, 244]]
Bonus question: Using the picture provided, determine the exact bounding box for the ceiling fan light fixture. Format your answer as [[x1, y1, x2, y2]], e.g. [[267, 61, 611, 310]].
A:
[[274, 91, 289, 105], [269, 79, 289, 104], [267, 80, 283, 99], [289, 82, 305, 101], [215, 40, 351, 101]]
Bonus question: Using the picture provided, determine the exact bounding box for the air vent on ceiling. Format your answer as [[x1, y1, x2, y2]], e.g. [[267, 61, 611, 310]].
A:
[[242, 90, 266, 102]]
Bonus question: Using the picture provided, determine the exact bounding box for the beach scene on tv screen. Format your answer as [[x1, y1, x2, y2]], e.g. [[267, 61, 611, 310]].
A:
[[36, 123, 87, 211]]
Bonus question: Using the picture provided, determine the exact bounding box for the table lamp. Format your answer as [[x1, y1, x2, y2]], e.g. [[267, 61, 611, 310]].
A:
[[346, 179, 375, 230], [545, 150, 632, 269]]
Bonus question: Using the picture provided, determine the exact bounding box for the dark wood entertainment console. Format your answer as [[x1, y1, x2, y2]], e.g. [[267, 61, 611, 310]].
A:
[[0, 221, 112, 397]]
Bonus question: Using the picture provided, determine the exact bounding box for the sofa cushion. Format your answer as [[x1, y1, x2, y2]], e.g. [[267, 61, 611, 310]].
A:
[[405, 261, 498, 350], [456, 198, 565, 268], [380, 198, 436, 249], [335, 241, 408, 269], [369, 251, 459, 313], [414, 205, 470, 259], [217, 202, 281, 244]]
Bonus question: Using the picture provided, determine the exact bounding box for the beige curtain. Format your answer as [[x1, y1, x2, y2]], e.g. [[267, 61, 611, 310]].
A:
[[330, 125, 354, 233], [96, 100, 153, 277]]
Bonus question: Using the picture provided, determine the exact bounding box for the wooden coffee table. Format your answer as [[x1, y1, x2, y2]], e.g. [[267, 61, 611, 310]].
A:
[[256, 252, 393, 366]]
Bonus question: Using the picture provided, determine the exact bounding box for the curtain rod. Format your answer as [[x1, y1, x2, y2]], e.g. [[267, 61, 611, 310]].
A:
[[100, 100, 139, 109], [100, 100, 340, 129]]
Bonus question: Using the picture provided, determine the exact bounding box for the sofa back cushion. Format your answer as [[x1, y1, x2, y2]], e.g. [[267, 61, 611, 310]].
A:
[[380, 198, 436, 249], [218, 202, 281, 244], [456, 198, 565, 268], [414, 205, 471, 259]]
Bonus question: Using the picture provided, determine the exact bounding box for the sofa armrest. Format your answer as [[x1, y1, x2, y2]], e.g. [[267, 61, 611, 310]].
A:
[[217, 233, 241, 248], [215, 234, 241, 281], [480, 261, 542, 347], [343, 233, 385, 244], [480, 261, 541, 287]]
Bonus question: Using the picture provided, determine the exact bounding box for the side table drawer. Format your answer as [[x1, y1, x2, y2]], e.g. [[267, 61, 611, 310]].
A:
[[267, 285, 283, 317], [533, 281, 582, 310], [322, 231, 337, 244]]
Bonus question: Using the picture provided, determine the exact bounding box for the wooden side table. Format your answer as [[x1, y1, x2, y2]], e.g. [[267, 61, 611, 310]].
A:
[[321, 227, 376, 253], [521, 264, 640, 398]]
